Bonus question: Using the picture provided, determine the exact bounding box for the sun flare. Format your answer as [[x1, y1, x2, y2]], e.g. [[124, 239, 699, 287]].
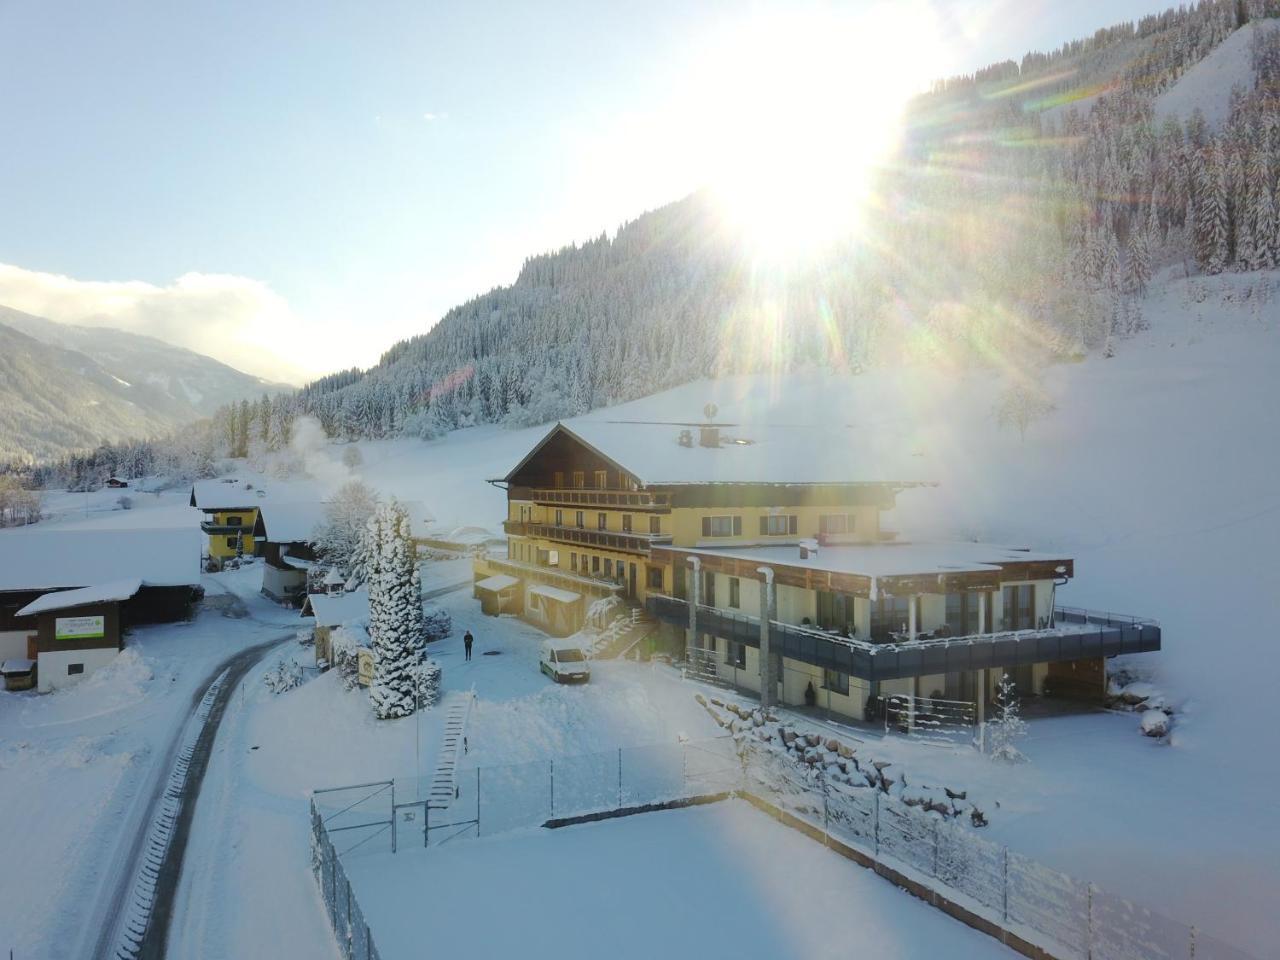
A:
[[690, 7, 932, 261]]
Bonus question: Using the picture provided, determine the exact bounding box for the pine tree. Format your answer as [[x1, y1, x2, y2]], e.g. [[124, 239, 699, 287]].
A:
[[1197, 143, 1230, 273], [1124, 214, 1151, 295], [988, 673, 1029, 763], [366, 500, 426, 719]]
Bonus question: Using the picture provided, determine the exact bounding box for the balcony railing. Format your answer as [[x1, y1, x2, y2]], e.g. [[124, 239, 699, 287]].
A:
[[645, 596, 1161, 682], [200, 519, 254, 535], [484, 556, 623, 597], [502, 520, 671, 556], [527, 488, 670, 510]]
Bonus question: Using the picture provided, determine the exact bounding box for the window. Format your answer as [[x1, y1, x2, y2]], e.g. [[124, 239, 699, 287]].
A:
[[553, 471, 565, 488], [702, 571, 716, 607], [572, 471, 585, 488], [226, 515, 242, 526], [649, 515, 661, 534], [604, 559, 613, 577], [725, 641, 746, 669], [594, 470, 607, 489], [597, 512, 607, 531], [759, 514, 797, 536], [871, 595, 915, 641], [1003, 584, 1036, 631], [817, 591, 857, 634], [548, 550, 559, 567], [701, 515, 741, 537], [68, 663, 85, 675], [571, 554, 578, 571], [591, 556, 600, 574], [225, 536, 238, 549], [945, 592, 985, 635], [647, 567, 664, 590], [554, 509, 563, 526], [728, 577, 740, 608], [576, 511, 584, 528], [823, 668, 850, 695], [819, 514, 853, 535], [622, 514, 632, 533]]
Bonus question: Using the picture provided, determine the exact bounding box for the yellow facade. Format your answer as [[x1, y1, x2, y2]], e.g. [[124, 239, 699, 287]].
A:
[[204, 507, 259, 561]]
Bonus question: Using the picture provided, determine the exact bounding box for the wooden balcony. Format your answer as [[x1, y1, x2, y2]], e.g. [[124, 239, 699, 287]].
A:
[[522, 488, 670, 510], [503, 520, 672, 556]]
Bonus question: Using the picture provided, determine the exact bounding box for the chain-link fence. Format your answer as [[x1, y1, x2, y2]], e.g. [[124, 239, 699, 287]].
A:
[[310, 798, 383, 960], [310, 736, 1258, 960]]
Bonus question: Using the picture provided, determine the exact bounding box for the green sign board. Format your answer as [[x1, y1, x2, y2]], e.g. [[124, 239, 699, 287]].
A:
[[55, 615, 105, 640]]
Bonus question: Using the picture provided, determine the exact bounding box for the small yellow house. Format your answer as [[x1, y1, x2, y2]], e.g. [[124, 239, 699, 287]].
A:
[[190, 480, 262, 569]]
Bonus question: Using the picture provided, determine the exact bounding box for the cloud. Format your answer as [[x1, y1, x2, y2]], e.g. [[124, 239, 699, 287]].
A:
[[0, 262, 314, 385], [422, 111, 449, 122]]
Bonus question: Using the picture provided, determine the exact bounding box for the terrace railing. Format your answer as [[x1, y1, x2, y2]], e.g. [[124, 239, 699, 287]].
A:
[[646, 596, 1161, 683], [502, 520, 672, 556]]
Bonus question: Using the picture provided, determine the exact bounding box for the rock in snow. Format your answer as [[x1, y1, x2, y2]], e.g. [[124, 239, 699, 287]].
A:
[[1140, 709, 1171, 738]]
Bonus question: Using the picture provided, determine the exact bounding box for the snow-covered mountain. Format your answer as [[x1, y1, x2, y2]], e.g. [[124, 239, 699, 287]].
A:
[[0, 305, 289, 462], [224, 5, 1280, 447]]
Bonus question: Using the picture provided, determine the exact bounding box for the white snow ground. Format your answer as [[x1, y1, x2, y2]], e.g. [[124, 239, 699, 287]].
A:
[[345, 800, 1016, 960]]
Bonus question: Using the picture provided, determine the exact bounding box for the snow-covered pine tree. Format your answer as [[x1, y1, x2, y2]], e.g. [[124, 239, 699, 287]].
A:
[[1124, 215, 1151, 296], [366, 499, 426, 719], [988, 673, 1029, 763]]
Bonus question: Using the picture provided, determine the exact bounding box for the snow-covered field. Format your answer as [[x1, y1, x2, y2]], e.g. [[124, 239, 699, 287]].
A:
[[2, 267, 1276, 956], [346, 800, 1016, 960]]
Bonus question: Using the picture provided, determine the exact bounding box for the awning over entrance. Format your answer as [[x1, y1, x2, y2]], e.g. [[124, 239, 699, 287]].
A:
[[476, 574, 520, 592]]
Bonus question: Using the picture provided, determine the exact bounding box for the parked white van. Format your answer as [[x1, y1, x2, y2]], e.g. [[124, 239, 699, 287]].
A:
[[539, 640, 591, 684]]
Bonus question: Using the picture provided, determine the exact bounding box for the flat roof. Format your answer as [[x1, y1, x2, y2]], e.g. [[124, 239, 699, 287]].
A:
[[0, 527, 201, 593], [475, 574, 519, 592], [529, 584, 581, 604], [663, 541, 1071, 580]]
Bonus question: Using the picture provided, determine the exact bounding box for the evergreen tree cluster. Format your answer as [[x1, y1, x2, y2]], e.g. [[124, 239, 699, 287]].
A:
[[365, 500, 429, 719]]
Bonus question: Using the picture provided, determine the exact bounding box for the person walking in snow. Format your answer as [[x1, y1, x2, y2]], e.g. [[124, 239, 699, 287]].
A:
[[464, 630, 474, 661]]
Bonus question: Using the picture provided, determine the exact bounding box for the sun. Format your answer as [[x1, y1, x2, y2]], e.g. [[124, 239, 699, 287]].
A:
[[688, 7, 931, 262]]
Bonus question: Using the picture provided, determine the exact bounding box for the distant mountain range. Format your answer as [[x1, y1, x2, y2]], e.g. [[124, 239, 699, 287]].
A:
[[0, 305, 290, 462]]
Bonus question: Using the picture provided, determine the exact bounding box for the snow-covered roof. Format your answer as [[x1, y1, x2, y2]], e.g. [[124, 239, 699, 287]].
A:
[[1, 659, 35, 674], [304, 588, 369, 628], [18, 578, 143, 616], [255, 501, 327, 544], [475, 574, 519, 592], [529, 584, 581, 604], [323, 567, 345, 586], [506, 421, 934, 488], [0, 527, 201, 593], [189, 478, 262, 511], [663, 541, 1071, 580]]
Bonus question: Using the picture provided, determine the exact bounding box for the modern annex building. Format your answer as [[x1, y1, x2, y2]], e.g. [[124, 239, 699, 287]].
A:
[[477, 418, 1160, 722]]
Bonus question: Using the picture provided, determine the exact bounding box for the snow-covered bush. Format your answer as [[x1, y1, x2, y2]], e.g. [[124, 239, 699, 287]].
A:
[[264, 658, 304, 694], [412, 659, 443, 708], [422, 605, 452, 643], [993, 381, 1056, 442]]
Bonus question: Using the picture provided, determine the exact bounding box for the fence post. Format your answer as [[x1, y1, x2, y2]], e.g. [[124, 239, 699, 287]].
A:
[[820, 768, 829, 836], [1189, 925, 1197, 960], [550, 758, 555, 817], [365, 919, 372, 960], [476, 767, 481, 838], [345, 875, 353, 958], [1087, 882, 1094, 960], [873, 789, 881, 857], [932, 818, 940, 877], [617, 747, 623, 809], [1002, 847, 1009, 923]]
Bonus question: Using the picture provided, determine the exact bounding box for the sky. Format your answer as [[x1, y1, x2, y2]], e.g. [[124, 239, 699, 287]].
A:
[[0, 0, 1174, 384]]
